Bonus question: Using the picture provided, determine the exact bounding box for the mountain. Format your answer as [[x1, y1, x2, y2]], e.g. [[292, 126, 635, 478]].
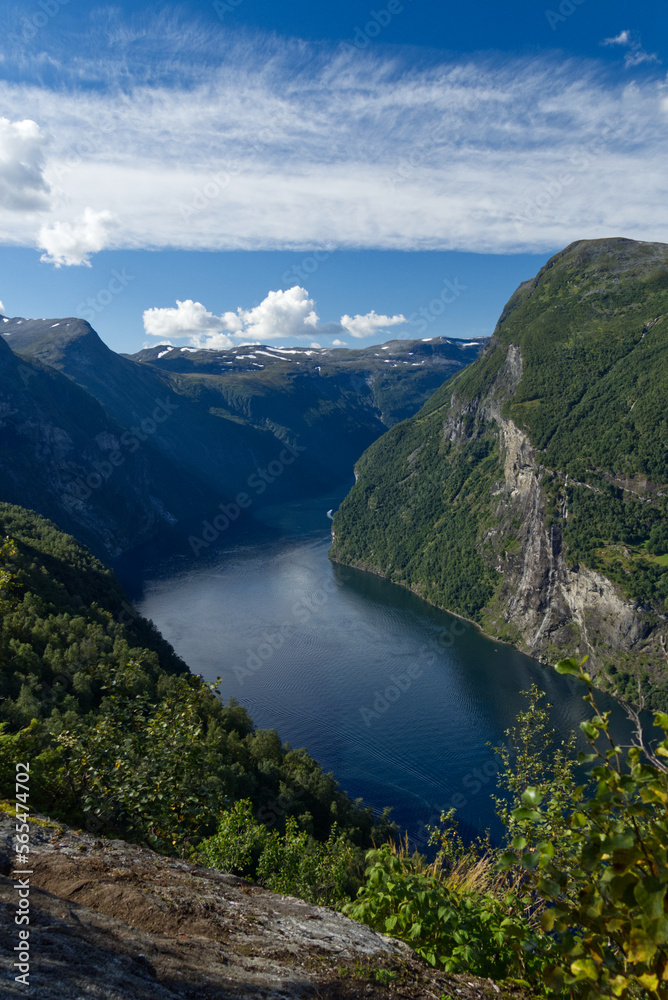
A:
[[0, 331, 219, 558], [330, 238, 668, 706], [0, 316, 484, 558], [128, 336, 485, 428]]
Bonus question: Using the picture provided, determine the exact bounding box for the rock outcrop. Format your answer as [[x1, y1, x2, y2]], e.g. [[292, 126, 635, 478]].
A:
[[456, 347, 665, 677], [0, 810, 528, 999]]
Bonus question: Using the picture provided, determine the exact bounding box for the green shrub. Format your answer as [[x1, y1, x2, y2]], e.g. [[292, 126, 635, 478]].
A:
[[195, 801, 355, 907], [344, 843, 535, 978], [194, 800, 269, 877], [499, 659, 668, 998]]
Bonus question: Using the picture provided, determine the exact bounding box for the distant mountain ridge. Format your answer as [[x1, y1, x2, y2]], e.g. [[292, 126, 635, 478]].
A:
[[331, 238, 668, 706], [0, 316, 484, 558], [127, 335, 486, 426]]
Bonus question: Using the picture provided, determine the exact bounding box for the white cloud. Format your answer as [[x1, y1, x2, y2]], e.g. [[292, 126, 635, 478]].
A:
[[38, 207, 114, 267], [235, 287, 319, 341], [0, 26, 666, 253], [192, 331, 236, 350], [144, 288, 408, 347], [602, 30, 659, 68], [624, 50, 660, 68], [143, 299, 236, 347], [340, 310, 407, 339], [0, 300, 5, 314], [603, 31, 632, 47], [309, 342, 322, 349], [0, 117, 49, 211], [145, 287, 323, 346]]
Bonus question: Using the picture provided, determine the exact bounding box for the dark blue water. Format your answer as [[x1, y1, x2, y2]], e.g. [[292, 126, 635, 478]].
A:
[[136, 492, 637, 849]]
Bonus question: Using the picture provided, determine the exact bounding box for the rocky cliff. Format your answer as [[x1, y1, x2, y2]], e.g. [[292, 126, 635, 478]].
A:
[[0, 809, 528, 1000], [451, 344, 663, 682], [330, 239, 668, 704]]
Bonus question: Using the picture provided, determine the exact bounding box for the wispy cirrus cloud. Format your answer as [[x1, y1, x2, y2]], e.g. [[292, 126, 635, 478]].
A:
[[143, 288, 408, 347], [0, 16, 666, 258], [602, 29, 660, 68]]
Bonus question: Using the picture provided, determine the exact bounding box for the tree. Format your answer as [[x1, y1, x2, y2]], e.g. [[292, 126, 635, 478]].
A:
[[499, 659, 668, 998]]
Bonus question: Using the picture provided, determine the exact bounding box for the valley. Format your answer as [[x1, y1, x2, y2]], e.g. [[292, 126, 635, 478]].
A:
[[0, 319, 483, 560], [2, 237, 668, 998]]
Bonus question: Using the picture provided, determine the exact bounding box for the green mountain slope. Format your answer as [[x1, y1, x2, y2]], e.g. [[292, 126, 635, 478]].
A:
[[1, 317, 483, 557], [0, 334, 221, 558], [330, 239, 668, 706], [0, 502, 393, 852]]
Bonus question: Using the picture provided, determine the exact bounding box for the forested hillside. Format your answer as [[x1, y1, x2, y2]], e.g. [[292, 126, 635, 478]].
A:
[[331, 239, 668, 706], [0, 502, 394, 857]]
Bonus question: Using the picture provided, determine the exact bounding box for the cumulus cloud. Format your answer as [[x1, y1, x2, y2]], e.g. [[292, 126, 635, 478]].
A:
[[192, 331, 236, 349], [236, 287, 319, 341], [340, 310, 407, 339], [0, 117, 50, 211], [38, 207, 114, 267], [143, 299, 235, 347], [0, 300, 5, 314], [602, 30, 659, 68], [145, 287, 322, 345], [144, 288, 409, 347]]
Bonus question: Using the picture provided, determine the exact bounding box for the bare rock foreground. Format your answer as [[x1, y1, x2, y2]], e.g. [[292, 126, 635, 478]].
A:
[[0, 811, 532, 999]]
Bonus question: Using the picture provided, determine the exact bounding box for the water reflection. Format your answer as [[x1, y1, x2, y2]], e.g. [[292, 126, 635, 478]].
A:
[[136, 494, 640, 846]]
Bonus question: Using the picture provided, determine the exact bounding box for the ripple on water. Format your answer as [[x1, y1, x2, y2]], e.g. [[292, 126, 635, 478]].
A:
[[137, 512, 638, 844]]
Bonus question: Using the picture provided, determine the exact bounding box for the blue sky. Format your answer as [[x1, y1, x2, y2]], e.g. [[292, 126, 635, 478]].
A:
[[0, 0, 666, 353]]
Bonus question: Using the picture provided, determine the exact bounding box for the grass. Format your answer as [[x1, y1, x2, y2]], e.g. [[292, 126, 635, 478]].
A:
[[384, 830, 516, 900], [595, 542, 668, 572]]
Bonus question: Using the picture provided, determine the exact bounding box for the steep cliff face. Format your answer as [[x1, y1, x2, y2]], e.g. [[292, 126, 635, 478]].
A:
[[331, 239, 668, 704], [445, 345, 663, 679]]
